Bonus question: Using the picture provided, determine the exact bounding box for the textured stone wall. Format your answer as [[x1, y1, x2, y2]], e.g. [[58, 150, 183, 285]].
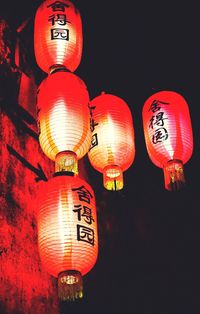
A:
[[0, 67, 61, 313], [0, 20, 61, 312]]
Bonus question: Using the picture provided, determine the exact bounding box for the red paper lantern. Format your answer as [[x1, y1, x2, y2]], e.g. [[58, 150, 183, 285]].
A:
[[34, 0, 82, 73], [142, 90, 193, 190], [37, 70, 91, 174], [38, 174, 98, 301], [88, 92, 135, 191]]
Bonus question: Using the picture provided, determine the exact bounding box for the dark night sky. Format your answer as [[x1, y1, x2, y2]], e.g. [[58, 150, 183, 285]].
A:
[[2, 1, 200, 313]]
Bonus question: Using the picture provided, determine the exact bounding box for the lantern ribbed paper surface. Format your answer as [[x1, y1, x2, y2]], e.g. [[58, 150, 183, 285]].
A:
[[34, 0, 82, 73], [38, 174, 98, 300], [88, 93, 135, 190], [37, 71, 91, 163], [142, 90, 193, 190]]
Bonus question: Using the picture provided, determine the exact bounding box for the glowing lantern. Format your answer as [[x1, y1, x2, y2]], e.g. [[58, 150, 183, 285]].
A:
[[88, 92, 135, 191], [37, 70, 91, 174], [142, 90, 193, 191], [38, 173, 98, 301], [34, 0, 82, 73]]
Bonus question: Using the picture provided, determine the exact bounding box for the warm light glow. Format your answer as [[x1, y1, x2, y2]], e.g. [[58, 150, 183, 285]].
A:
[[142, 90, 193, 190], [88, 93, 135, 190], [34, 0, 82, 73], [38, 174, 98, 279], [37, 71, 91, 163]]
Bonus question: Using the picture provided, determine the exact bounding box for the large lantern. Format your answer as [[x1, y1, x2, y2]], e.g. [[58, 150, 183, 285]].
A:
[[142, 90, 193, 191], [38, 173, 98, 301], [88, 92, 135, 191], [37, 70, 91, 174], [34, 0, 82, 73]]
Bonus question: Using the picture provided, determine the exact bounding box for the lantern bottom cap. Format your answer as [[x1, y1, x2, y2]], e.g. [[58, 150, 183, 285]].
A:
[[103, 165, 123, 191], [58, 270, 83, 302], [163, 159, 185, 191], [55, 151, 78, 175]]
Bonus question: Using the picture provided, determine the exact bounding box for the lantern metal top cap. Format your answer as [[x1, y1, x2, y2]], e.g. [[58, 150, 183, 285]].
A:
[[49, 64, 68, 75]]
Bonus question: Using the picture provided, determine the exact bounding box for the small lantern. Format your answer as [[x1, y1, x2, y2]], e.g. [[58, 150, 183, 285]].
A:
[[38, 173, 98, 301], [34, 0, 82, 73], [142, 90, 193, 191], [88, 92, 135, 191], [37, 70, 91, 174]]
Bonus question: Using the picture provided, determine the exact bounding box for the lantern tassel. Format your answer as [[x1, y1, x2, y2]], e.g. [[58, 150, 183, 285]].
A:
[[58, 270, 83, 302], [103, 165, 123, 191], [163, 159, 185, 191]]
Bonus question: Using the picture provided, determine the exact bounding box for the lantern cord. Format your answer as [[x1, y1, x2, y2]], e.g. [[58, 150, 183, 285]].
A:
[[163, 159, 185, 191], [58, 270, 83, 302]]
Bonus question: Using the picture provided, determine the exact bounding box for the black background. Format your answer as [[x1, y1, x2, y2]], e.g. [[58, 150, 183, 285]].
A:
[[1, 1, 200, 313]]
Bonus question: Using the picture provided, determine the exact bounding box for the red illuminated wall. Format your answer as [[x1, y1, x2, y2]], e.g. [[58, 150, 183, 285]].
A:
[[0, 71, 61, 313]]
